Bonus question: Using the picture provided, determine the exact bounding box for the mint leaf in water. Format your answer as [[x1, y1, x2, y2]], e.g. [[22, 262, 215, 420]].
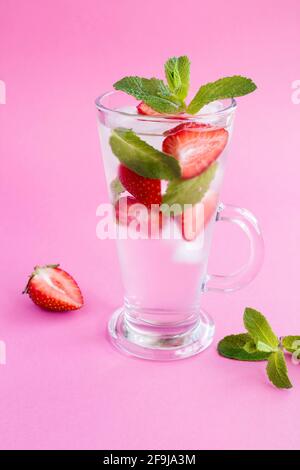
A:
[[282, 336, 300, 354], [218, 333, 271, 361], [243, 307, 279, 353], [266, 350, 293, 389], [113, 76, 185, 114], [187, 76, 257, 115], [164, 56, 190, 101], [110, 177, 125, 201], [109, 128, 181, 180], [161, 163, 217, 215]]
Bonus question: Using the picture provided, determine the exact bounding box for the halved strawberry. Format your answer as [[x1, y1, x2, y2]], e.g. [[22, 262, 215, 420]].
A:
[[137, 101, 160, 116], [180, 190, 219, 241], [23, 264, 83, 312], [163, 122, 228, 179], [118, 164, 162, 207], [115, 196, 163, 237]]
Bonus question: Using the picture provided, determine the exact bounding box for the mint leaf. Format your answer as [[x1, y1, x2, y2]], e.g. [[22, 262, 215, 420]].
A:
[[218, 333, 271, 361], [266, 350, 293, 389], [113, 76, 185, 114], [164, 56, 190, 101], [187, 76, 257, 114], [110, 177, 125, 201], [109, 128, 181, 180], [161, 163, 217, 215], [282, 336, 300, 354], [243, 308, 279, 353], [243, 338, 261, 354]]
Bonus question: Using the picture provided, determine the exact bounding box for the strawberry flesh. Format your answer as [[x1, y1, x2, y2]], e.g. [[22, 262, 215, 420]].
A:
[[115, 196, 163, 236], [180, 190, 219, 241], [163, 122, 228, 179], [24, 265, 83, 312], [137, 101, 187, 119], [137, 101, 161, 116], [118, 164, 162, 207]]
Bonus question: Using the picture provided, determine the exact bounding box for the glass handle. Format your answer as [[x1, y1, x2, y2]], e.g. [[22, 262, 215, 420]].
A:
[[204, 203, 264, 293]]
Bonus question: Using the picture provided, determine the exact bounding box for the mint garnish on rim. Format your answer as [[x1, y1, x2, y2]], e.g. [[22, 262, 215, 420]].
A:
[[164, 55, 190, 101], [113, 76, 185, 114], [218, 308, 300, 389], [187, 76, 257, 115], [113, 55, 257, 114]]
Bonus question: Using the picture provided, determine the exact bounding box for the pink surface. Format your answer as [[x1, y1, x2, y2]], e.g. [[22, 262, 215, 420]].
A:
[[1, 0, 300, 450]]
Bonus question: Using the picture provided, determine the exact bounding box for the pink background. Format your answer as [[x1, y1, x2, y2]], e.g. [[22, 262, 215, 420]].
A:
[[1, 0, 300, 450]]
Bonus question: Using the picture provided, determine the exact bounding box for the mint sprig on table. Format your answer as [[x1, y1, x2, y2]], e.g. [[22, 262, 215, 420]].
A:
[[113, 55, 257, 114], [110, 177, 125, 202], [218, 308, 300, 389]]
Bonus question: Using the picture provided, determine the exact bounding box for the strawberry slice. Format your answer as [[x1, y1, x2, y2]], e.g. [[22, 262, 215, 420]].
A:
[[23, 264, 84, 312], [115, 196, 163, 236], [137, 101, 160, 116], [180, 190, 218, 241], [115, 196, 140, 225], [137, 101, 187, 119], [118, 164, 162, 207], [163, 122, 228, 179]]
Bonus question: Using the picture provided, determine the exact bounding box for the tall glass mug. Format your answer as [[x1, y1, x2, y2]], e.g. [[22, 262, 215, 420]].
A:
[[95, 91, 264, 360]]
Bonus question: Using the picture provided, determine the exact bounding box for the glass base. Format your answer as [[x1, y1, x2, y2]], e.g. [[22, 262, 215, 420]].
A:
[[108, 307, 215, 361]]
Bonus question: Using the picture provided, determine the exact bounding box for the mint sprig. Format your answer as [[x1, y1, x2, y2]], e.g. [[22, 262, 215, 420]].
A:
[[243, 307, 279, 353], [113, 76, 185, 114], [113, 56, 257, 114], [218, 333, 271, 362], [187, 76, 257, 115], [164, 56, 190, 101], [266, 350, 293, 389], [218, 308, 299, 389]]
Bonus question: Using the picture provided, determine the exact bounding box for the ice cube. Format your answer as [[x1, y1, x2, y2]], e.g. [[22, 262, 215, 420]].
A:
[[197, 100, 224, 115], [173, 238, 205, 264]]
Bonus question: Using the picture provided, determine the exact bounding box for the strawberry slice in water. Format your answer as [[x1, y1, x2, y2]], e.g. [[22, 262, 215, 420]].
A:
[[23, 264, 83, 312], [180, 190, 219, 241], [115, 196, 140, 225], [163, 122, 228, 179], [118, 164, 162, 208], [115, 196, 163, 237]]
